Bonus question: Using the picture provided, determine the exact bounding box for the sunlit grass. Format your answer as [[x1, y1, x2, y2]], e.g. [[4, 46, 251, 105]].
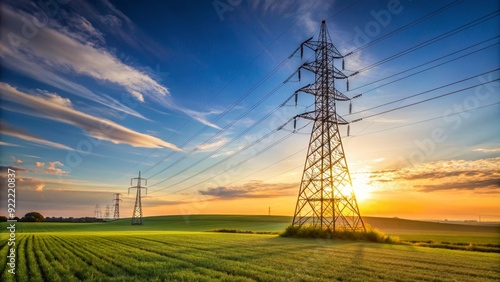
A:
[[280, 224, 400, 243], [1, 231, 499, 281], [1, 215, 499, 281]]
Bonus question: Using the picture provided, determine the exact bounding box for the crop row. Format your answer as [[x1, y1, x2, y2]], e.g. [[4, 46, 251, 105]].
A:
[[114, 234, 500, 281], [2, 232, 499, 281]]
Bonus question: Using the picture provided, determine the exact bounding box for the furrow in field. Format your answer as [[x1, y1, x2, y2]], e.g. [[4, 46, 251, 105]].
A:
[[90, 235, 256, 281], [49, 235, 120, 280], [55, 234, 231, 281], [33, 234, 62, 281], [37, 234, 78, 281], [44, 234, 111, 281], [277, 243, 500, 281], [0, 238, 11, 276], [77, 235, 191, 277], [15, 235, 31, 282], [0, 235, 17, 282], [335, 244, 500, 279], [298, 244, 492, 281], [124, 234, 500, 281], [131, 235, 441, 281], [102, 234, 309, 281], [25, 234, 44, 281]]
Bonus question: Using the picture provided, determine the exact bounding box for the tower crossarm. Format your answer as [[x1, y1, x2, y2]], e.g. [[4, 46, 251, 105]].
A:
[[332, 88, 350, 101], [303, 40, 343, 59]]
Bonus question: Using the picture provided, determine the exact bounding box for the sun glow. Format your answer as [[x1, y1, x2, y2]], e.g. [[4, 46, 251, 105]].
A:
[[352, 173, 373, 202]]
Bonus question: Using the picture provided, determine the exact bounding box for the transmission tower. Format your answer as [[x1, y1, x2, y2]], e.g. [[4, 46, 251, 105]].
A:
[[94, 204, 102, 219], [290, 20, 365, 232], [128, 171, 147, 225], [104, 205, 110, 220], [112, 193, 122, 220]]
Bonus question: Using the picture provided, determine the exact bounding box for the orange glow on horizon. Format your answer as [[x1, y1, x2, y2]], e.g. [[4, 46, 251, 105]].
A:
[[352, 173, 373, 202]]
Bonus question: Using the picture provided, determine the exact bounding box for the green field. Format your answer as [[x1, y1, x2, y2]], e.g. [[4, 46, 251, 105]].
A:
[[1, 215, 499, 281]]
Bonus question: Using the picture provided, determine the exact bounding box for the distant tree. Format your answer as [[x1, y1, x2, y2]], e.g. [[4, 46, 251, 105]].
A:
[[0, 216, 7, 222], [24, 212, 44, 222]]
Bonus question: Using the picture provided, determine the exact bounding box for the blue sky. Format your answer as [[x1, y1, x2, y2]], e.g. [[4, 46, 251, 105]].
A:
[[1, 0, 499, 220]]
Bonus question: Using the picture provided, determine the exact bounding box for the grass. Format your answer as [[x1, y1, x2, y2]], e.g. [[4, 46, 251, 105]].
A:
[[280, 224, 400, 244], [279, 224, 500, 253], [1, 215, 499, 281], [1, 231, 499, 281], [9, 215, 291, 233]]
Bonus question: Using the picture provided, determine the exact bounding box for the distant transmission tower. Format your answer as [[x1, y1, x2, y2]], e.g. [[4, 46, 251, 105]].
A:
[[112, 193, 122, 220], [128, 171, 147, 225], [94, 204, 102, 219], [290, 20, 365, 232], [104, 205, 110, 220]]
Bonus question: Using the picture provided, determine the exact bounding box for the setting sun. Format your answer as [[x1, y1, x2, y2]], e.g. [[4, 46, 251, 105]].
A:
[[352, 173, 373, 202]]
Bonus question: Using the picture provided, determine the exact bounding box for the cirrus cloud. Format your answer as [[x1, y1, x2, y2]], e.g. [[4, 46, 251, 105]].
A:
[[0, 3, 219, 129], [199, 180, 297, 199], [0, 83, 181, 150]]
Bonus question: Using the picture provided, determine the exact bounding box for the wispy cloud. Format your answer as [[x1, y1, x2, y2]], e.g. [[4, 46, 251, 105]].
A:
[[0, 141, 21, 147], [251, 0, 327, 34], [0, 3, 220, 128], [1, 165, 28, 171], [2, 6, 169, 102], [196, 138, 229, 152], [0, 5, 146, 120], [368, 157, 500, 193], [415, 179, 500, 193], [199, 180, 297, 199], [0, 120, 74, 151], [474, 148, 500, 153], [0, 83, 181, 150]]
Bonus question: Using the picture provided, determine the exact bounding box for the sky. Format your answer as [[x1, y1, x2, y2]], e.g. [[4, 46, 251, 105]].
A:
[[1, 0, 499, 221]]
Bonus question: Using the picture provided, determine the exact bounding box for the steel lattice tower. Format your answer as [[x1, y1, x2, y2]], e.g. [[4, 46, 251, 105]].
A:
[[291, 20, 365, 232], [104, 205, 110, 220], [128, 171, 147, 225], [112, 193, 122, 220], [94, 204, 102, 219]]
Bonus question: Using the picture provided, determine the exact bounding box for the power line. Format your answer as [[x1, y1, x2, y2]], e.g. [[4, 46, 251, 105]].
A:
[[150, 126, 312, 198], [148, 59, 498, 197], [144, 58, 289, 178], [140, 4, 496, 202], [350, 36, 499, 92], [125, 0, 329, 177], [145, 50, 315, 185], [355, 10, 499, 74], [176, 101, 499, 197], [344, 0, 464, 55], [353, 102, 500, 137], [151, 131, 295, 196], [349, 68, 500, 116], [148, 97, 499, 199], [149, 127, 287, 193], [230, 147, 307, 184], [144, 58, 291, 181], [144, 49, 313, 183], [351, 79, 500, 122]]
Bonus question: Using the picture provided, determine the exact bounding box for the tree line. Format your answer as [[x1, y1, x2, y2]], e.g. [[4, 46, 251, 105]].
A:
[[0, 212, 105, 223]]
